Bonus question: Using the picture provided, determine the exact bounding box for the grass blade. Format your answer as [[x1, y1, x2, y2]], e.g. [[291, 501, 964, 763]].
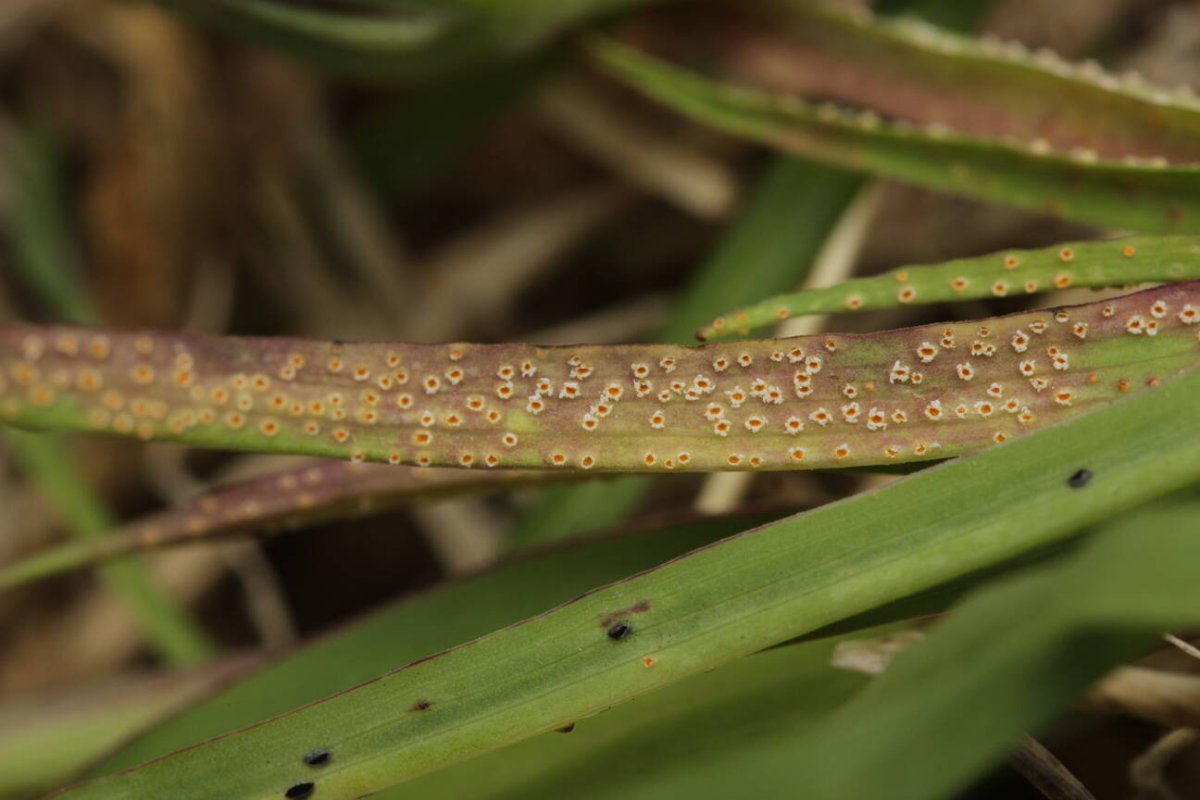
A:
[[728, 2, 1200, 164], [89, 512, 785, 775], [0, 461, 569, 590], [55, 362, 1200, 799], [592, 38, 1200, 233], [664, 502, 1200, 800], [698, 235, 1200, 340], [3, 283, 1199, 472]]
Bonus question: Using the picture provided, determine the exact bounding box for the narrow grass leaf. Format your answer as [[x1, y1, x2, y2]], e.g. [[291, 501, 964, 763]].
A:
[[3, 284, 1198, 472], [663, 503, 1200, 800], [698, 235, 1200, 340], [55, 364, 1200, 799], [0, 461, 569, 590], [91, 512, 784, 774], [592, 39, 1200, 233], [729, 2, 1200, 164]]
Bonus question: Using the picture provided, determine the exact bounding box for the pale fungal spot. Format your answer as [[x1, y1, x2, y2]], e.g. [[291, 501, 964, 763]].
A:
[[1122, 245, 1136, 257], [1150, 301, 1169, 319], [1003, 255, 1020, 270], [712, 357, 729, 372], [950, 277, 969, 292], [581, 413, 599, 431], [1102, 305, 1115, 318], [889, 361, 911, 384], [526, 396, 546, 414], [1058, 248, 1074, 263], [659, 357, 677, 373], [924, 400, 943, 420], [1029, 321, 1047, 335], [897, 287, 916, 304], [1125, 315, 1147, 335], [809, 408, 832, 426], [987, 382, 1004, 398], [991, 282, 1008, 297], [1180, 304, 1199, 324], [846, 294, 864, 311], [56, 334, 80, 357], [842, 384, 858, 399], [1072, 322, 1088, 339], [916, 342, 939, 363], [131, 364, 156, 385], [502, 432, 518, 447], [580, 455, 595, 469], [1146, 320, 1160, 336], [1053, 273, 1072, 289], [497, 365, 515, 380], [713, 419, 731, 437], [423, 376, 441, 394], [737, 353, 753, 368], [1052, 353, 1070, 371], [1054, 390, 1074, 406], [866, 408, 887, 431], [649, 410, 667, 430], [558, 382, 580, 399], [834, 443, 850, 460], [88, 336, 112, 360], [956, 363, 975, 381], [788, 447, 807, 462], [784, 416, 804, 434]]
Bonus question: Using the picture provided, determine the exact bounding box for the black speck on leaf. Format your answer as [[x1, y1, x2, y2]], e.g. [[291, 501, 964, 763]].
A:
[[285, 782, 315, 799], [1067, 468, 1094, 488], [302, 748, 330, 767], [410, 699, 433, 712], [607, 621, 632, 641]]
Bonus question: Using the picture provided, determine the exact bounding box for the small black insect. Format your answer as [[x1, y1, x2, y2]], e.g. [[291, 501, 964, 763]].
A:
[[556, 723, 576, 734], [607, 621, 632, 641], [302, 748, 331, 767], [285, 781, 316, 799], [1067, 468, 1094, 488]]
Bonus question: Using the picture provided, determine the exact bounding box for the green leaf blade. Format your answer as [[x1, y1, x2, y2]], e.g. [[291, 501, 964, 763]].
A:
[[56, 356, 1200, 799], [592, 38, 1200, 233], [698, 235, 1200, 339], [5, 283, 1199, 473]]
